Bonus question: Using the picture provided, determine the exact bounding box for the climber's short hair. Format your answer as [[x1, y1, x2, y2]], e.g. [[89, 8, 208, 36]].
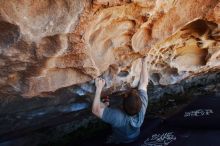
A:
[[123, 89, 142, 116]]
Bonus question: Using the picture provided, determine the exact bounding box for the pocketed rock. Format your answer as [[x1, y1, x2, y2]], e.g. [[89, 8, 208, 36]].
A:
[[0, 0, 219, 98]]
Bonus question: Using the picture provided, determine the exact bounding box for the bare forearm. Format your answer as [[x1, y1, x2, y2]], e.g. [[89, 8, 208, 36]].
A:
[[138, 58, 149, 91], [92, 89, 102, 112], [92, 78, 106, 118], [138, 72, 148, 89]]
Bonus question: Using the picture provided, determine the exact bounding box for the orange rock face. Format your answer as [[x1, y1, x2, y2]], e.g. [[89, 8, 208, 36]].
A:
[[0, 0, 220, 97]]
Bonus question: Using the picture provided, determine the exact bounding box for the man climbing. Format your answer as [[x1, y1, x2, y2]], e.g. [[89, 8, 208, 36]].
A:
[[92, 57, 149, 144]]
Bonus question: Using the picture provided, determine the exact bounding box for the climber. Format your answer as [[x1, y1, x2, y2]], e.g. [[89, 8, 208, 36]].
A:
[[92, 57, 149, 144]]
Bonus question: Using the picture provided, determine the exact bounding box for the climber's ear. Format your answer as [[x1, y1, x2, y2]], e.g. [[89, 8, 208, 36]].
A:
[[124, 93, 128, 98]]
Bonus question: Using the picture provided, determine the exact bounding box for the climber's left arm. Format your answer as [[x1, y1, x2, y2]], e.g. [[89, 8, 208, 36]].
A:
[[92, 78, 106, 118]]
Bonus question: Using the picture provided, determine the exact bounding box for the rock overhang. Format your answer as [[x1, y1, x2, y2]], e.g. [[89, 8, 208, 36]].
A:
[[0, 0, 219, 98]]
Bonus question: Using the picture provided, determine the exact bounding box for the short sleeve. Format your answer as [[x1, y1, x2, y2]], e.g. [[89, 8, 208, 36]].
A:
[[138, 89, 148, 115], [101, 107, 126, 127]]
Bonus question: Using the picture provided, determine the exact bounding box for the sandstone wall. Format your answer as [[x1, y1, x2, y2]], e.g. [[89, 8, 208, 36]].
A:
[[0, 0, 219, 98]]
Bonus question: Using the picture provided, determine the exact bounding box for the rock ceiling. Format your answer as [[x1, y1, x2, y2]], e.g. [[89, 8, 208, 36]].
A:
[[0, 0, 219, 97]]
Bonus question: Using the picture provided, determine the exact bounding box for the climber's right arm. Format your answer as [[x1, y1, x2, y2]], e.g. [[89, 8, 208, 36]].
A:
[[138, 57, 149, 92]]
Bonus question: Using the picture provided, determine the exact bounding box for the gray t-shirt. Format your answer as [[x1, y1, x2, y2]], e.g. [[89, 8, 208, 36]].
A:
[[101, 89, 148, 143]]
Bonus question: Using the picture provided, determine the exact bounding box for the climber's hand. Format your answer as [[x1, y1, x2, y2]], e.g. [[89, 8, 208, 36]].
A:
[[143, 55, 152, 70], [95, 77, 105, 91]]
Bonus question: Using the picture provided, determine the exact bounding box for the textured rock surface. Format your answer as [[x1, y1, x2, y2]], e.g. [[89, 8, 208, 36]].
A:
[[0, 0, 220, 98]]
